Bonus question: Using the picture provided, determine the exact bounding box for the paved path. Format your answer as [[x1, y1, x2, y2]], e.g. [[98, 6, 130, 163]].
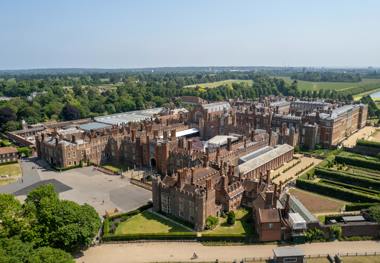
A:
[[77, 240, 380, 263]]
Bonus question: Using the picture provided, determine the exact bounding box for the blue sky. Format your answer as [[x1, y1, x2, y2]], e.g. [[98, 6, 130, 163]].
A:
[[0, 0, 379, 69]]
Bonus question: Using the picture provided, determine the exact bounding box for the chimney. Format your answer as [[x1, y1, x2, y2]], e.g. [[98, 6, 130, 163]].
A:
[[55, 137, 59, 146], [265, 191, 274, 209], [250, 130, 255, 141], [284, 193, 290, 214], [206, 178, 212, 191], [153, 130, 159, 139], [223, 175, 228, 190], [227, 137, 232, 151], [279, 181, 283, 194], [163, 130, 168, 140], [259, 172, 263, 185], [131, 129, 136, 142], [71, 135, 76, 143], [203, 155, 208, 168], [274, 184, 278, 204], [191, 168, 195, 185], [187, 140, 192, 152], [266, 170, 271, 185], [170, 129, 176, 141]]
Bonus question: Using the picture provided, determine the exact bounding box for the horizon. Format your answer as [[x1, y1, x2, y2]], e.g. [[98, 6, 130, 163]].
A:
[[1, 0, 380, 69]]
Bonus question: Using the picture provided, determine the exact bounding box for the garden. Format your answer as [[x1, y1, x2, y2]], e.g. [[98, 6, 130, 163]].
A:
[[296, 149, 380, 210]]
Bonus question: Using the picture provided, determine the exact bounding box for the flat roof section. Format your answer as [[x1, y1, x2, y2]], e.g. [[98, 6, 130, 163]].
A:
[[273, 246, 305, 258], [79, 122, 112, 131]]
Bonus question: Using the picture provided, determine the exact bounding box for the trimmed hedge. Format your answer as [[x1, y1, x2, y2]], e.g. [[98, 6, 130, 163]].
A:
[[357, 139, 380, 149], [103, 232, 197, 241], [107, 203, 152, 220], [315, 168, 380, 191], [296, 178, 380, 203], [320, 179, 380, 195], [345, 203, 380, 211], [335, 155, 380, 171]]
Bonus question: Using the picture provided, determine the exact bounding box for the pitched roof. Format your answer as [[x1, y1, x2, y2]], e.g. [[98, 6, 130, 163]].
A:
[[0, 147, 18, 155], [258, 208, 280, 223]]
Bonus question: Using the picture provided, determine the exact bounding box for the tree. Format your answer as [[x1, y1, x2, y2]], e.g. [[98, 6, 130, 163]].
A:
[[205, 216, 219, 230], [369, 205, 380, 223], [28, 247, 74, 263], [0, 107, 17, 130], [60, 104, 81, 121], [226, 211, 236, 225], [0, 194, 24, 238]]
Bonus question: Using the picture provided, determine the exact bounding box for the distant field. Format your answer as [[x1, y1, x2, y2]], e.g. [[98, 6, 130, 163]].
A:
[[279, 76, 380, 97], [184, 79, 253, 89]]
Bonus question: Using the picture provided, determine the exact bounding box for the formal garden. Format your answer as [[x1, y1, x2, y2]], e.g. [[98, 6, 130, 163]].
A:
[[296, 147, 380, 211]]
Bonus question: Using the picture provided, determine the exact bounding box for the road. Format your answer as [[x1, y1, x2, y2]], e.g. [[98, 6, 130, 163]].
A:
[[77, 240, 380, 263]]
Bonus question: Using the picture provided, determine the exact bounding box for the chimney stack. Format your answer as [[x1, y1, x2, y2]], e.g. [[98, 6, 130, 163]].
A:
[[170, 129, 176, 141], [227, 137, 232, 151], [131, 129, 136, 142], [163, 130, 168, 140], [266, 170, 271, 185]]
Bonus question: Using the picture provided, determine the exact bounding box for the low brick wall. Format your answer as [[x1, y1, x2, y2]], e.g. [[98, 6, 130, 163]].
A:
[[130, 178, 152, 191]]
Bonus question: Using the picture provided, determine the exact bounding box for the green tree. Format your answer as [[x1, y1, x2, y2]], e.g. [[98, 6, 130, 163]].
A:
[[369, 205, 380, 223], [226, 211, 236, 225], [28, 247, 74, 263], [205, 216, 219, 230]]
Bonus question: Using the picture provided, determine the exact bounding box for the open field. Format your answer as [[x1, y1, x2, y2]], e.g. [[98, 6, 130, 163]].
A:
[[0, 162, 22, 185], [184, 79, 253, 89], [289, 188, 346, 214], [115, 210, 190, 234], [204, 209, 252, 235], [279, 76, 380, 95]]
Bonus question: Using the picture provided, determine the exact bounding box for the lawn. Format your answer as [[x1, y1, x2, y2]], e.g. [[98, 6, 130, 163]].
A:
[[307, 256, 380, 263], [279, 77, 380, 93], [289, 188, 346, 214], [0, 162, 22, 185], [204, 209, 253, 235], [184, 79, 253, 89], [114, 210, 190, 234]]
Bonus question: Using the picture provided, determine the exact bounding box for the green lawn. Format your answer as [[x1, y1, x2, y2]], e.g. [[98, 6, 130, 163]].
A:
[[280, 77, 380, 93], [0, 162, 22, 185], [114, 210, 191, 234], [184, 79, 253, 89], [204, 209, 253, 235]]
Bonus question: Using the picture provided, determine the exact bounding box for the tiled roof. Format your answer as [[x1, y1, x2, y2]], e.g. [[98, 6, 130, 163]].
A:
[[0, 147, 18, 155], [258, 208, 280, 223]]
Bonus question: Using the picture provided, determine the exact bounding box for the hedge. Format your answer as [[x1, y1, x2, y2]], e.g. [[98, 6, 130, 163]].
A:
[[296, 178, 380, 203], [345, 203, 380, 211], [320, 179, 380, 195], [335, 155, 380, 171], [107, 203, 152, 220], [315, 168, 380, 191], [102, 232, 197, 241], [102, 232, 253, 242], [357, 139, 380, 149]]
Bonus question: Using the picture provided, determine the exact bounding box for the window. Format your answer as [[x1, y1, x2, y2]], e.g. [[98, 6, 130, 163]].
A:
[[284, 257, 297, 263], [268, 223, 273, 229]]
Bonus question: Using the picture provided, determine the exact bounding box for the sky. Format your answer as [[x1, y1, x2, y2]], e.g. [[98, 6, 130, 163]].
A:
[[0, 0, 380, 69]]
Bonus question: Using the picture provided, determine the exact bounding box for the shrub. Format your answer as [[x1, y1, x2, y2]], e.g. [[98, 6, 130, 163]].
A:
[[345, 203, 380, 211], [335, 155, 380, 171], [305, 228, 325, 242], [205, 216, 219, 230], [357, 139, 380, 149], [368, 205, 380, 223], [226, 211, 236, 225], [329, 225, 342, 240]]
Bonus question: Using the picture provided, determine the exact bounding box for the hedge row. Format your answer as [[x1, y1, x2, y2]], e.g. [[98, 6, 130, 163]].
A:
[[108, 203, 152, 220], [103, 232, 197, 241], [315, 168, 380, 191], [320, 179, 380, 195], [345, 203, 380, 211], [335, 155, 380, 171], [357, 139, 380, 149], [296, 179, 380, 203], [102, 232, 252, 242]]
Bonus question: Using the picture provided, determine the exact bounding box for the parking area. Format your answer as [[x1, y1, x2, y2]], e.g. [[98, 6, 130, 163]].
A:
[[10, 160, 151, 216]]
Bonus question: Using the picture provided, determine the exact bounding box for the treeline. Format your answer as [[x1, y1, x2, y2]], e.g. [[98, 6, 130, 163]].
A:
[[0, 72, 297, 132], [360, 95, 380, 118], [291, 72, 362, 82]]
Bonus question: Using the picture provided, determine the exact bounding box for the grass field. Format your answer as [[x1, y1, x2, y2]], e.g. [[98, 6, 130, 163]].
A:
[[204, 209, 253, 235], [0, 162, 22, 185], [114, 210, 190, 234], [289, 188, 346, 214], [184, 79, 253, 89], [279, 77, 380, 99]]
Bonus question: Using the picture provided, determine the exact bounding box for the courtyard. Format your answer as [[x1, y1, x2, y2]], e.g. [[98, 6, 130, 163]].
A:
[[0, 158, 151, 216]]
